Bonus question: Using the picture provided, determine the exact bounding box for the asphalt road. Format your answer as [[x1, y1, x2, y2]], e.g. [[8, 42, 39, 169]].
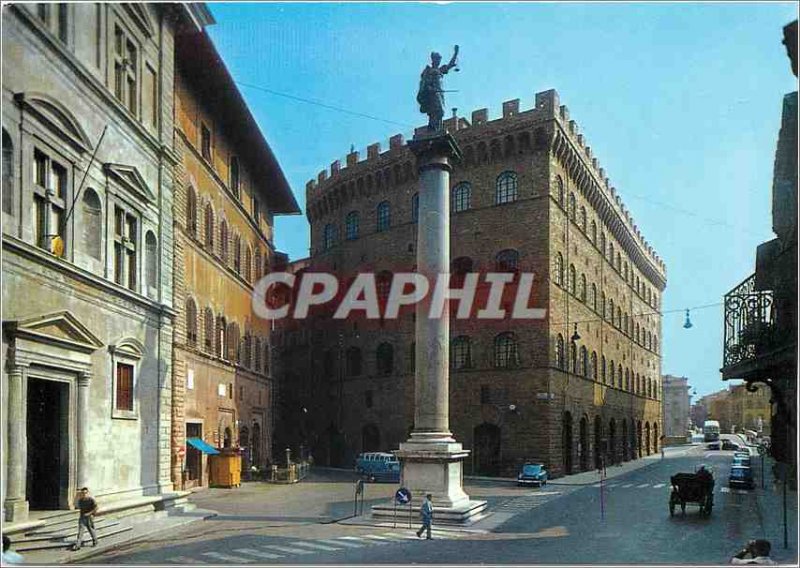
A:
[[84, 443, 793, 565]]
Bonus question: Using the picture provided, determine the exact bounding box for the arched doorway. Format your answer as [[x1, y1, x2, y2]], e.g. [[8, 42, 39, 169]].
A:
[[645, 422, 651, 455], [653, 423, 659, 453], [579, 416, 589, 471], [361, 423, 381, 452], [563, 412, 573, 475], [609, 419, 616, 465], [239, 426, 250, 473], [223, 427, 232, 448], [637, 421, 643, 458], [594, 416, 603, 469], [621, 419, 629, 461], [473, 423, 501, 475], [251, 422, 262, 467]]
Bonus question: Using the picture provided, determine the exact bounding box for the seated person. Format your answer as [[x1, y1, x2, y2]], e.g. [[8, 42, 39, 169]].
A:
[[731, 539, 776, 565]]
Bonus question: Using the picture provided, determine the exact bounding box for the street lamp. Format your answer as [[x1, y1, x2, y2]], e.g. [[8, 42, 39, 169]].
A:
[[683, 309, 693, 329], [571, 323, 581, 343]]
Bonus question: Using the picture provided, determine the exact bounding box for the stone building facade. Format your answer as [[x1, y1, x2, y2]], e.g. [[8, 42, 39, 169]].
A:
[[280, 89, 666, 478], [170, 28, 300, 489], [662, 375, 691, 441], [1, 3, 212, 522]]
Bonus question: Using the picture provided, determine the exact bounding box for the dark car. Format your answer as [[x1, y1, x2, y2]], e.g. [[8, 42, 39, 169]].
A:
[[707, 441, 721, 450], [722, 440, 742, 451], [517, 463, 548, 486], [728, 466, 755, 489]]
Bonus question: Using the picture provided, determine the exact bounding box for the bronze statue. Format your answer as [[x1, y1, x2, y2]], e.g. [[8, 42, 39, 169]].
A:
[[417, 45, 459, 132]]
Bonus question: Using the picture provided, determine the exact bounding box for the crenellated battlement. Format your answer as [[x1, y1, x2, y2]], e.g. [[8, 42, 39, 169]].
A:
[[305, 88, 666, 275]]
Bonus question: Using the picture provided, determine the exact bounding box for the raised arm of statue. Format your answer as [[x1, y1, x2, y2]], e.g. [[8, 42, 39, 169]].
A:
[[442, 45, 459, 74]]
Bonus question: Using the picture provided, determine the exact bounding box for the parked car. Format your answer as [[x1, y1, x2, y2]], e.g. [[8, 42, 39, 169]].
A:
[[355, 452, 400, 482], [722, 440, 742, 451], [728, 465, 755, 489], [517, 463, 548, 486], [707, 441, 721, 450]]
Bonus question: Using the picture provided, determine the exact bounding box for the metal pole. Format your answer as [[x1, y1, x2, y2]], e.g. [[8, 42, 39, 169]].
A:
[[394, 501, 397, 528], [408, 502, 412, 529], [600, 468, 605, 520], [783, 465, 788, 549], [762, 453, 765, 490]]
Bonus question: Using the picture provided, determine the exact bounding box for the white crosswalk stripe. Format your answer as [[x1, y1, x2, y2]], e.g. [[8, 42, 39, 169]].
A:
[[653, 483, 666, 488], [339, 535, 388, 545], [202, 551, 255, 563], [636, 483, 650, 488], [381, 531, 419, 540], [234, 548, 283, 560], [621, 483, 634, 488], [360, 535, 395, 543], [325, 538, 365, 548], [261, 544, 316, 555], [292, 541, 342, 552], [168, 556, 206, 564]]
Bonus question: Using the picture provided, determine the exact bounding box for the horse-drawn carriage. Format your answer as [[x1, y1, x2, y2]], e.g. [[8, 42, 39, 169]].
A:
[[669, 470, 714, 516]]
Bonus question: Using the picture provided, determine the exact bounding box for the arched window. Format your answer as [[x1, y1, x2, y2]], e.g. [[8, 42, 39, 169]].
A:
[[601, 355, 607, 383], [580, 346, 588, 377], [228, 323, 240, 363], [376, 343, 394, 375], [494, 332, 519, 368], [376, 270, 393, 300], [233, 234, 241, 274], [496, 249, 519, 273], [203, 307, 214, 352], [186, 186, 197, 236], [654, 335, 658, 353], [610, 360, 616, 384], [254, 248, 261, 281], [495, 171, 518, 205], [451, 336, 472, 370], [345, 211, 359, 240], [579, 274, 587, 302], [145, 231, 158, 296], [204, 203, 214, 250], [590, 220, 597, 244], [623, 262, 628, 282], [82, 188, 102, 260], [452, 182, 471, 213], [608, 242, 614, 263], [601, 292, 606, 318], [216, 315, 227, 359], [568, 264, 576, 295], [569, 342, 577, 374], [556, 334, 565, 369], [346, 347, 362, 376], [591, 351, 598, 381], [635, 323, 640, 344], [590, 283, 597, 311], [624, 313, 629, 335], [2, 129, 13, 215], [220, 219, 229, 264], [608, 298, 614, 323], [580, 206, 587, 231], [616, 307, 622, 329], [624, 367, 629, 390], [556, 176, 565, 208], [411, 193, 419, 223], [376, 201, 390, 232], [568, 193, 576, 220], [616, 252, 621, 272], [230, 156, 240, 198], [555, 253, 564, 286], [323, 223, 337, 250], [186, 298, 197, 347], [600, 232, 606, 256], [244, 246, 252, 282]]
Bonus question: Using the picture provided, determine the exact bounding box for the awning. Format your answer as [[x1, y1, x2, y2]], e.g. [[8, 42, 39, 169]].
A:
[[187, 437, 220, 455]]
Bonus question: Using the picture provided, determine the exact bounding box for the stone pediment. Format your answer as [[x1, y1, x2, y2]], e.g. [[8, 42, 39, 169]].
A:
[[4, 311, 104, 353], [103, 163, 156, 203], [14, 92, 93, 154]]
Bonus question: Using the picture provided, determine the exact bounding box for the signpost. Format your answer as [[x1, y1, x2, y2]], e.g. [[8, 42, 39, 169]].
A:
[[354, 479, 365, 517], [395, 487, 412, 529]]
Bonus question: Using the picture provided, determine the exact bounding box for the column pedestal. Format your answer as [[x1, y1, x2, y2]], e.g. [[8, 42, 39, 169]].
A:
[[371, 131, 486, 524]]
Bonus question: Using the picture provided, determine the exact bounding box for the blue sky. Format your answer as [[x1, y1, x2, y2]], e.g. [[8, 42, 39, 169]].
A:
[[206, 2, 798, 397]]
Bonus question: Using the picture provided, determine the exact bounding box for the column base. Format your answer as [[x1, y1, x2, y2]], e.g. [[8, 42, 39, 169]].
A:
[[370, 499, 488, 525], [4, 498, 29, 523]]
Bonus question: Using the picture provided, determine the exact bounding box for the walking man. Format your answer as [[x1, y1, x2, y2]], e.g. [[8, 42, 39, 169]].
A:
[[416, 494, 434, 540], [71, 487, 98, 550]]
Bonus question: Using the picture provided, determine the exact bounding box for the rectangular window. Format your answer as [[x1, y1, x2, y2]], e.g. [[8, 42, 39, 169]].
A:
[[113, 205, 138, 291], [144, 64, 158, 129], [31, 149, 67, 255], [187, 369, 194, 390], [112, 25, 138, 117], [227, 383, 233, 399], [218, 383, 226, 397], [56, 3, 68, 43], [116, 362, 134, 411], [201, 124, 212, 161]]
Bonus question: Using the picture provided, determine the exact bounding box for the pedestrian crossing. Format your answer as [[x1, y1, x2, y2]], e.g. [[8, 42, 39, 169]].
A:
[[164, 528, 470, 564], [588, 481, 754, 495]]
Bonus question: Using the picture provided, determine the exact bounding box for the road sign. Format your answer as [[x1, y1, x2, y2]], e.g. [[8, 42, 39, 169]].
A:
[[395, 487, 411, 504], [355, 479, 364, 495]]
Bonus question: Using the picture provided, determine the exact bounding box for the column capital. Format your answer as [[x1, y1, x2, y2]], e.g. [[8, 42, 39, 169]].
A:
[[77, 370, 93, 386], [6, 362, 29, 376], [408, 131, 462, 171]]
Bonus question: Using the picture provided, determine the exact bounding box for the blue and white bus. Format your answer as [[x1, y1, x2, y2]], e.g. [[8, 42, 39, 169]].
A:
[[703, 420, 721, 442]]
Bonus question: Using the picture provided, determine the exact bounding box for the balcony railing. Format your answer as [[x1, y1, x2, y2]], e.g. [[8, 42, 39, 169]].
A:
[[723, 274, 777, 370]]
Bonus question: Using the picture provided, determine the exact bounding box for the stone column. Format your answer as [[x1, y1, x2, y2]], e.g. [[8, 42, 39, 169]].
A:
[[373, 132, 486, 523], [76, 371, 92, 489], [4, 364, 29, 522]]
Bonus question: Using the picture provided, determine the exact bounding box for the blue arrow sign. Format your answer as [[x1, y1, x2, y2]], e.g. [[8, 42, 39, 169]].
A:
[[395, 487, 412, 504]]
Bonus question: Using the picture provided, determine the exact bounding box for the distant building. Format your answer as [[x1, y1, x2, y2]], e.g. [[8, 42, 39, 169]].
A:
[[662, 375, 691, 440]]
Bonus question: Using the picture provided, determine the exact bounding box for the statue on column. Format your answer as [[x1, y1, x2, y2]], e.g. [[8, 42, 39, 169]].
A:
[[417, 45, 459, 132]]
